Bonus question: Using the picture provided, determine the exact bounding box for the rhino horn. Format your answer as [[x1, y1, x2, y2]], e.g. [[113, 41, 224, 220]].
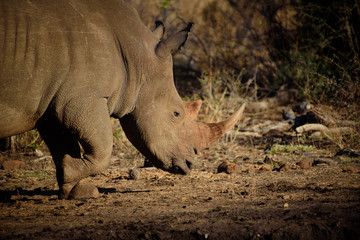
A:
[[156, 23, 193, 58], [184, 100, 202, 120], [195, 103, 246, 150]]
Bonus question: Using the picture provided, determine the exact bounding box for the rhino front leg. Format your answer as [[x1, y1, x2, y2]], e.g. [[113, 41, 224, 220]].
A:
[[37, 98, 113, 199]]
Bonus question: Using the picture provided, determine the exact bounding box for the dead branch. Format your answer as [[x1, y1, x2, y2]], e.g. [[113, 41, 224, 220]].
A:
[[296, 123, 354, 135]]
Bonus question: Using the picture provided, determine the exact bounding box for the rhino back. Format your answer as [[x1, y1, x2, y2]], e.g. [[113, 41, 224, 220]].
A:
[[0, 0, 149, 137]]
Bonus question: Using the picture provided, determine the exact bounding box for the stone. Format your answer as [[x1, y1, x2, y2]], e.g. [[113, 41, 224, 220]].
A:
[[296, 160, 312, 169], [283, 108, 296, 120], [260, 164, 273, 171], [129, 168, 140, 180], [342, 166, 359, 173], [217, 161, 239, 174], [279, 163, 291, 171], [246, 166, 257, 173], [217, 161, 228, 173], [34, 149, 44, 157], [1, 160, 25, 170], [264, 156, 280, 168]]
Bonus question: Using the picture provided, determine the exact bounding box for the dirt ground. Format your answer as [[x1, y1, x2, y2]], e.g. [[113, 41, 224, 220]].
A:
[[1, 109, 360, 240]]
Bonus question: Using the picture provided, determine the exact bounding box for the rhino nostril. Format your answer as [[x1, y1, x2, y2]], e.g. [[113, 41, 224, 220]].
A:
[[193, 148, 198, 155], [170, 158, 193, 174], [186, 160, 193, 170]]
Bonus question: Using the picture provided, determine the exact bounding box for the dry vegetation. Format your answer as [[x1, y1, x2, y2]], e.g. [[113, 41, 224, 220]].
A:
[[1, 1, 360, 239], [1, 0, 359, 152], [136, 0, 359, 149]]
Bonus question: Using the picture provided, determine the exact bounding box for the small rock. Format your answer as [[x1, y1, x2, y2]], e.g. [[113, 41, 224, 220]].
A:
[[279, 163, 291, 171], [226, 163, 239, 174], [342, 166, 359, 173], [260, 164, 273, 171], [283, 108, 295, 120], [292, 101, 312, 113], [1, 160, 26, 170], [217, 161, 238, 174], [34, 149, 44, 157], [284, 203, 289, 208], [129, 168, 140, 180], [264, 156, 273, 164], [282, 195, 290, 200], [296, 160, 312, 169], [264, 156, 280, 168], [218, 161, 229, 173], [246, 166, 257, 173]]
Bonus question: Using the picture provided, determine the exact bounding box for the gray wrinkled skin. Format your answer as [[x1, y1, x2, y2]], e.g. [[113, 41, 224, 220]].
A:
[[0, 0, 241, 199]]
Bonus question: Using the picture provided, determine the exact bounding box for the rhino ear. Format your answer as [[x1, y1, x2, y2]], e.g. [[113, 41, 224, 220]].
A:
[[153, 21, 165, 40], [156, 23, 193, 59]]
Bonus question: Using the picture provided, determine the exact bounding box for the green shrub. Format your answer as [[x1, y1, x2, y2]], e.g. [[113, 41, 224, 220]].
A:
[[266, 143, 315, 154]]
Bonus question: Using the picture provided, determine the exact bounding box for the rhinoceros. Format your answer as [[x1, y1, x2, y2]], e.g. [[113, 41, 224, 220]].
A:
[[0, 0, 245, 199]]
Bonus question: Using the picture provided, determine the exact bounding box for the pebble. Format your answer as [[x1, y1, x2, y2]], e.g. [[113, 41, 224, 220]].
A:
[[282, 195, 290, 200], [217, 161, 228, 173], [264, 156, 280, 168], [217, 161, 238, 174], [34, 149, 44, 157], [279, 163, 291, 171], [129, 168, 140, 180], [342, 166, 359, 173], [1, 160, 26, 170], [246, 166, 257, 173], [296, 160, 312, 169], [260, 164, 273, 171], [283, 108, 296, 120]]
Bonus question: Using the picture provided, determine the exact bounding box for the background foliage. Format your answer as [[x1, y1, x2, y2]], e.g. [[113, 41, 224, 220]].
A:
[[134, 0, 359, 106]]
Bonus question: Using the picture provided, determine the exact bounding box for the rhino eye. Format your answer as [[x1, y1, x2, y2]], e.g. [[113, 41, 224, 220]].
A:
[[173, 111, 180, 117]]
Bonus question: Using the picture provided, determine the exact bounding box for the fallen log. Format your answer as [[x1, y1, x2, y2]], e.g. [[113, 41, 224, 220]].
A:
[[296, 123, 354, 135]]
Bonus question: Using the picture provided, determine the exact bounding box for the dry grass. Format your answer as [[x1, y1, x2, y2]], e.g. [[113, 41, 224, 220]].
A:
[[2, 0, 359, 154]]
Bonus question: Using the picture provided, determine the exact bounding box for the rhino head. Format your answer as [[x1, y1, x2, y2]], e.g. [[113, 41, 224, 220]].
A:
[[120, 22, 245, 174]]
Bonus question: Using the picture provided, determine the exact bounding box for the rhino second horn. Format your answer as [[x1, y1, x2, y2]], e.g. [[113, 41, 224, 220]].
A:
[[196, 103, 246, 150]]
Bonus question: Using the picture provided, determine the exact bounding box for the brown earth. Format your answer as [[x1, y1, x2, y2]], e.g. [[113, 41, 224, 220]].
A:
[[1, 111, 360, 240]]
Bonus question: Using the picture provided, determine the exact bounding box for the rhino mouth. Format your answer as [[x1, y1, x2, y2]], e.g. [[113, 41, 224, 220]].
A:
[[169, 158, 194, 175]]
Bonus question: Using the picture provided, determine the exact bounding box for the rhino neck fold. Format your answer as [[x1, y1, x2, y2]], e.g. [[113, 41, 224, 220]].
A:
[[110, 21, 158, 118]]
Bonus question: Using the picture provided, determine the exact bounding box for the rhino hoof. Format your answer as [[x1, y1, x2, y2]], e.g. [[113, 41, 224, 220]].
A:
[[68, 180, 99, 200]]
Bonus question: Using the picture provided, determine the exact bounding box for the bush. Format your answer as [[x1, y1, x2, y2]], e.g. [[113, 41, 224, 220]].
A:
[[134, 0, 359, 107], [279, 0, 360, 106]]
